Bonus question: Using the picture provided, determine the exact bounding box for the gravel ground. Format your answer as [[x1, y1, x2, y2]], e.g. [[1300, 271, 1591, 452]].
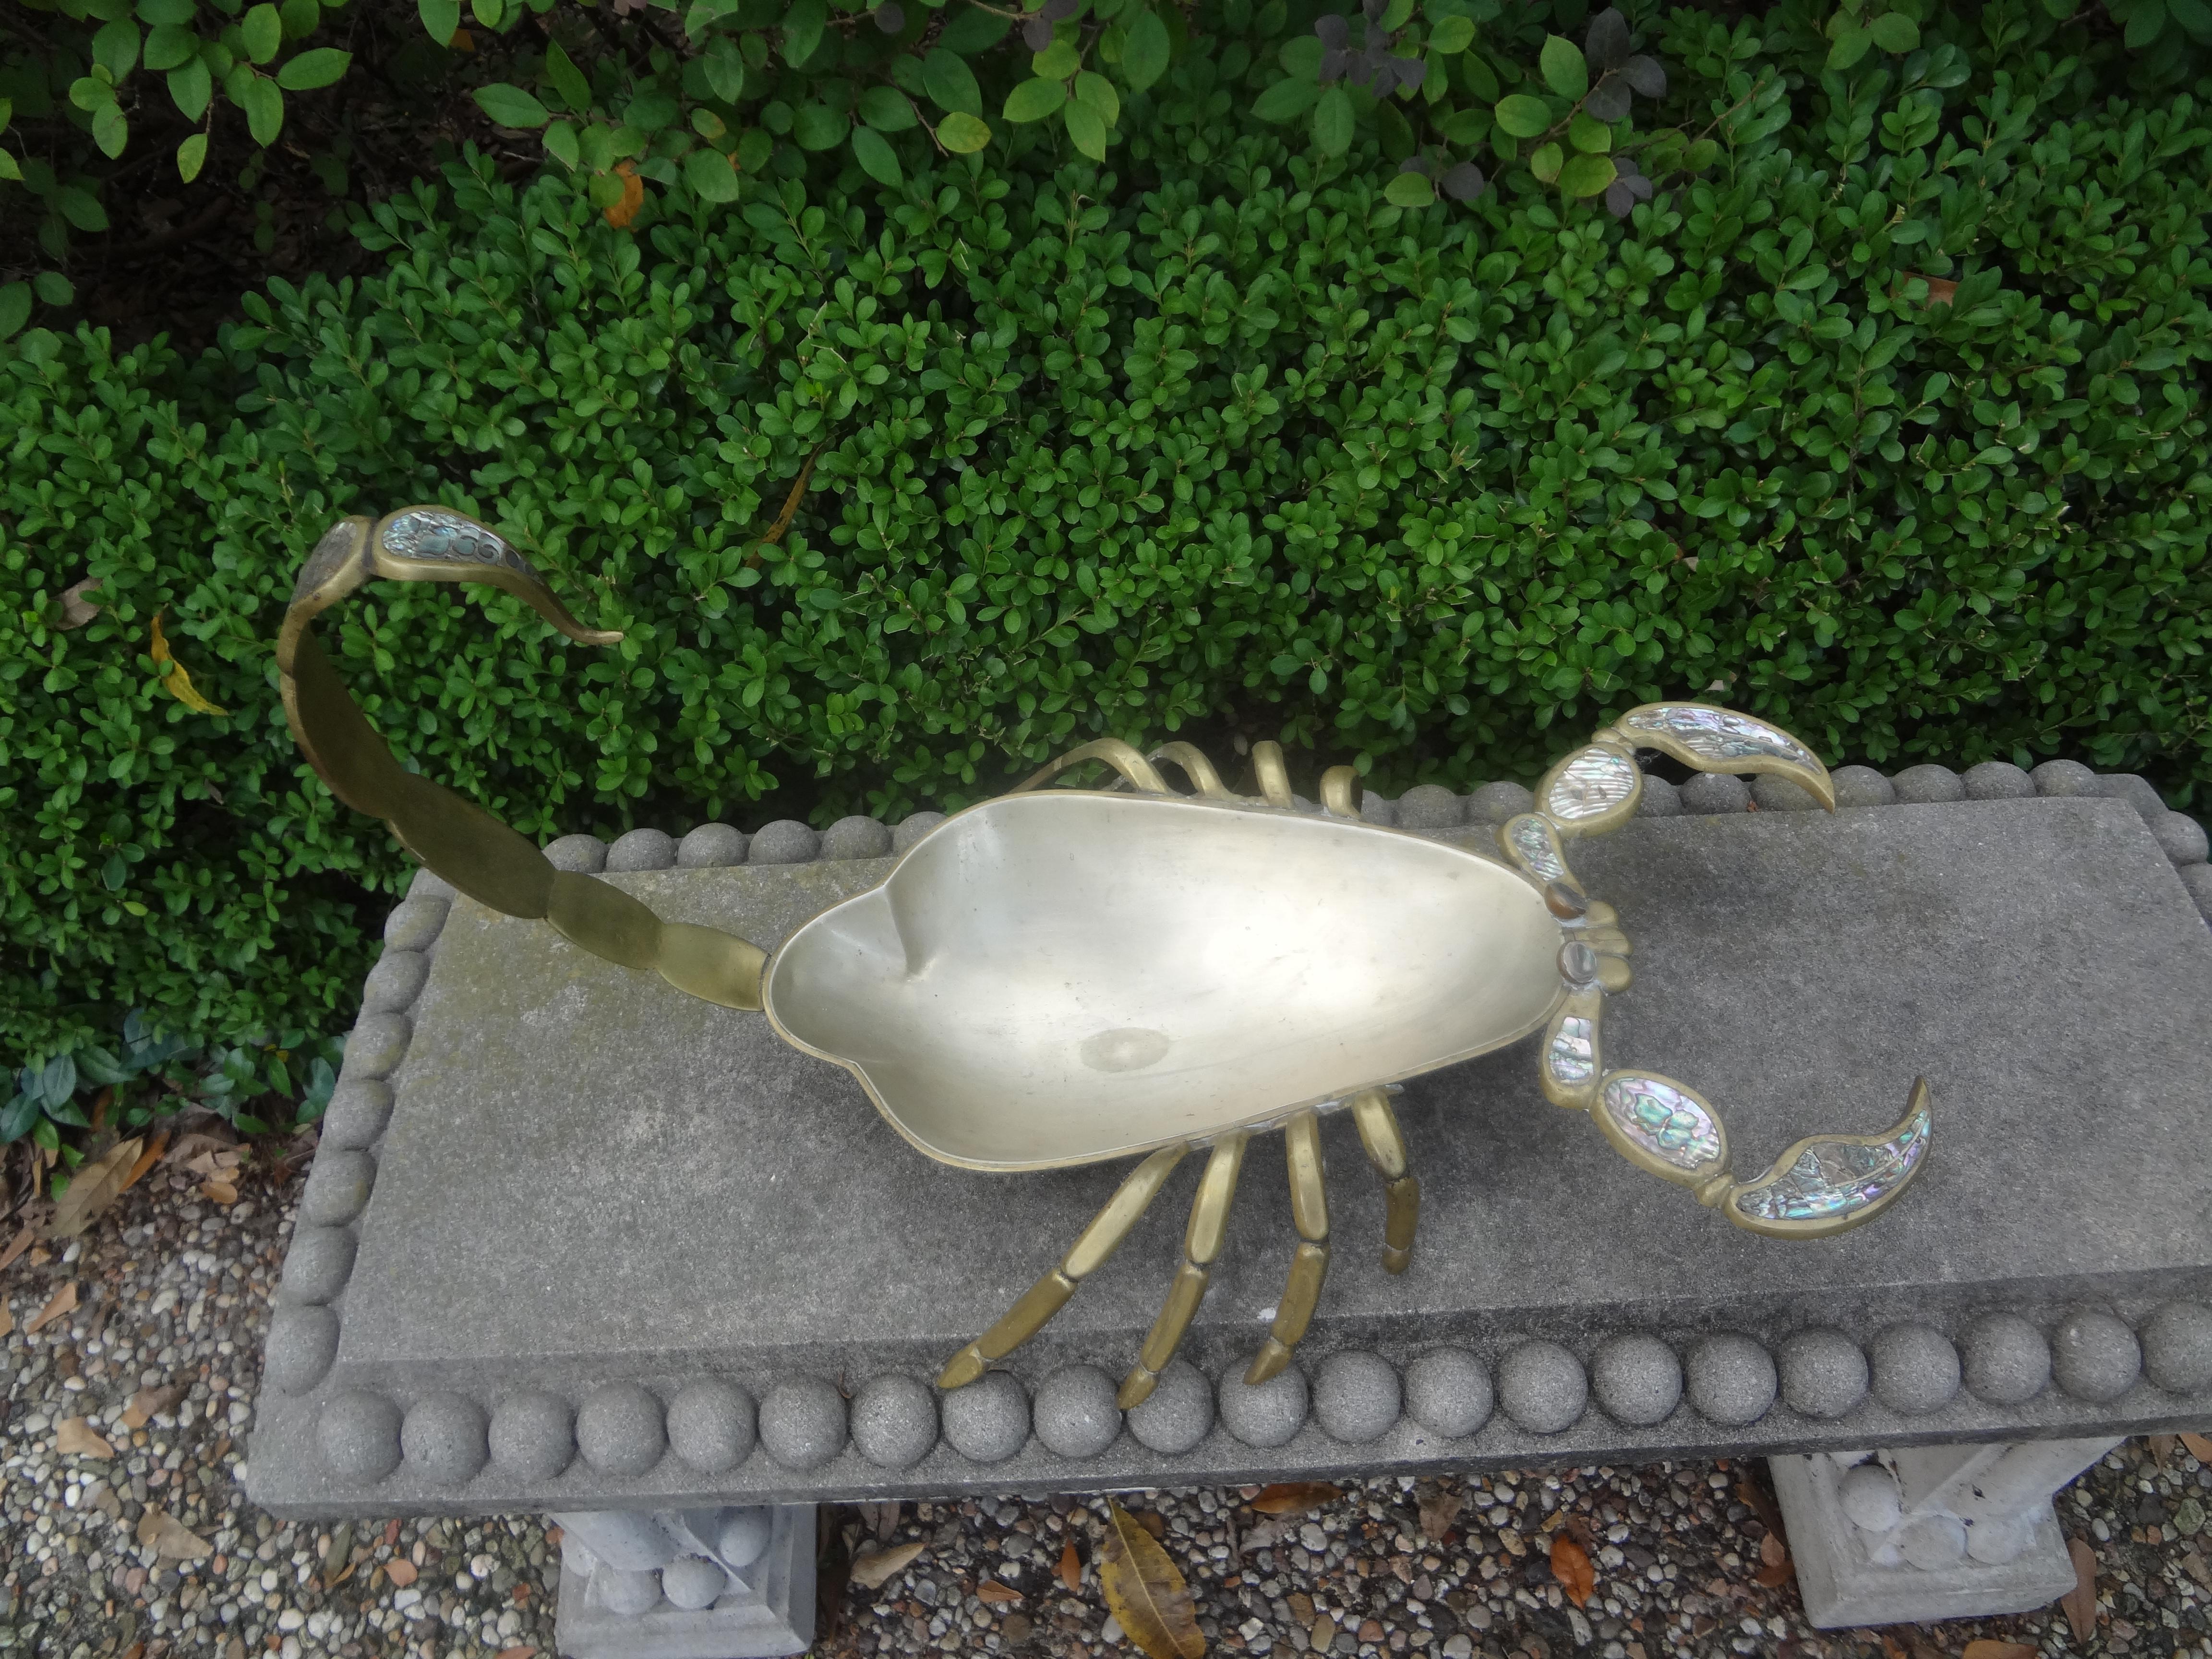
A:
[[2, 1148, 2208, 1659]]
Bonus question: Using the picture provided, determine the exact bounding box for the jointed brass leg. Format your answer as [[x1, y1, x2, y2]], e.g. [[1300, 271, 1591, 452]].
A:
[[1246, 1109, 1329, 1384], [1350, 1086, 1420, 1274], [936, 1145, 1188, 1390], [1118, 1132, 1250, 1409]]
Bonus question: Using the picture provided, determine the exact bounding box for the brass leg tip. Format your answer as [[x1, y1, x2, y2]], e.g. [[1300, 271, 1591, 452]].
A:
[[1243, 1340, 1291, 1385], [1116, 1368, 1159, 1410], [1382, 1246, 1412, 1275], [936, 1346, 986, 1390]]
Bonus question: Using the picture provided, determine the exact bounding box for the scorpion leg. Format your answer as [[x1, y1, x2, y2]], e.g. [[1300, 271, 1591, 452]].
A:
[[1349, 1086, 1420, 1274], [1246, 1108, 1330, 1385], [1119, 1132, 1251, 1410], [936, 1145, 1187, 1390]]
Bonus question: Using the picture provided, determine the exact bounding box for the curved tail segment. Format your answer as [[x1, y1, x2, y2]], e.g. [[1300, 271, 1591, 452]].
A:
[[278, 509, 769, 1011]]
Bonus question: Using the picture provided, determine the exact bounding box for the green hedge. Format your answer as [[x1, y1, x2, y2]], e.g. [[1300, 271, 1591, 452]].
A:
[[6, 1, 2212, 1100]]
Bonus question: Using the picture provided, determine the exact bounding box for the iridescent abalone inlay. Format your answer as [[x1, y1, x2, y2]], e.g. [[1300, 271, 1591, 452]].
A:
[[1548, 1016, 1596, 1085], [1601, 1075, 1723, 1171], [383, 509, 526, 571], [1543, 746, 1640, 822], [1732, 1096, 1932, 1224], [1621, 704, 1819, 771], [1504, 815, 1568, 882]]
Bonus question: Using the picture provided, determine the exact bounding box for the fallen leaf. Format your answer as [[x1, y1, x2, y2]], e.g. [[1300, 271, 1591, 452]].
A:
[[2181, 1431, 2212, 1463], [1549, 1533, 1595, 1608], [49, 1138, 142, 1239], [25, 1280, 79, 1334], [1737, 1479, 1785, 1541], [120, 1131, 169, 1195], [165, 1130, 239, 1166], [149, 611, 228, 716], [1099, 1500, 1204, 1659], [136, 1507, 212, 1561], [848, 1540, 923, 1590], [386, 1557, 419, 1588], [1896, 272, 1959, 307], [976, 1580, 1022, 1605], [1059, 1540, 1082, 1593], [494, 1649, 533, 1659], [60, 576, 106, 628], [1419, 1484, 1465, 1542], [1753, 1555, 1793, 1588], [1758, 1533, 1786, 1569], [1286, 1593, 1313, 1623], [604, 161, 644, 229], [57, 1417, 115, 1457], [0, 1225, 32, 1274], [201, 1178, 239, 1206], [0, 1304, 12, 1338], [448, 25, 474, 48], [124, 1381, 191, 1429], [1962, 1642, 2038, 1659], [1001, 1614, 1033, 1644], [2149, 1433, 2177, 1468], [1251, 1483, 1344, 1517], [2061, 1537, 2098, 1642]]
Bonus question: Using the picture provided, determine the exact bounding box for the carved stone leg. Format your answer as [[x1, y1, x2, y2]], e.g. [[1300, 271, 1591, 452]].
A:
[[550, 1503, 816, 1658], [1770, 1437, 2122, 1629]]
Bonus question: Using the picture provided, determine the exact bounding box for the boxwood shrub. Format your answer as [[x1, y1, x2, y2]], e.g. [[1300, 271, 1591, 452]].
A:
[[4, 1, 2210, 1105]]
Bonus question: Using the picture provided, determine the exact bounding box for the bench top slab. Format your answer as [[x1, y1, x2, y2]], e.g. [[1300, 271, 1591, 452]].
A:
[[248, 795, 2212, 1516]]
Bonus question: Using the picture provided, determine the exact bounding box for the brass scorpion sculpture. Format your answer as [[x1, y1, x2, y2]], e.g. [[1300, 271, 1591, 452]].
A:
[[281, 507, 1933, 1409]]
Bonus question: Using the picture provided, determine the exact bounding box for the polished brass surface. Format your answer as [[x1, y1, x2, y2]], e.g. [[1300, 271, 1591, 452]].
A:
[[275, 509, 1934, 1392]]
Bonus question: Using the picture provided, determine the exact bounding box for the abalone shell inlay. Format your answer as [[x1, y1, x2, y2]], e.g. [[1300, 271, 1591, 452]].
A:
[[1543, 746, 1640, 821], [383, 509, 529, 572], [1620, 704, 1820, 772], [1732, 1094, 1932, 1224], [1601, 1074, 1723, 1171], [1504, 815, 1569, 882], [1548, 1016, 1596, 1085]]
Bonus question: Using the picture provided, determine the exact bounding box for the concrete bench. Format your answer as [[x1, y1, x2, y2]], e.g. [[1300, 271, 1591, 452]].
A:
[[246, 767, 2212, 1654]]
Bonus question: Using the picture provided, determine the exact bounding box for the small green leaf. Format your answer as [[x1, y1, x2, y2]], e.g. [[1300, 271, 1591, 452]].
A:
[[176, 129, 207, 180], [241, 2, 283, 62], [93, 102, 129, 156], [782, 0, 827, 66], [136, 0, 197, 24], [1003, 75, 1066, 121], [1539, 33, 1586, 99], [1557, 150, 1614, 195], [1063, 96, 1108, 159], [546, 38, 595, 112], [281, 0, 321, 38], [1866, 12, 1920, 50], [168, 57, 212, 119], [93, 18, 144, 78], [860, 84, 916, 130], [1280, 34, 1322, 76], [472, 0, 503, 26], [0, 149, 19, 182], [0, 283, 28, 340], [684, 141, 743, 198], [1528, 139, 1562, 181], [850, 122, 903, 183], [935, 109, 992, 151], [72, 76, 118, 111], [1384, 169, 1434, 206], [34, 271, 74, 305], [1073, 70, 1118, 124], [1032, 36, 1079, 78], [1567, 109, 1610, 152], [276, 47, 349, 89], [144, 24, 197, 69], [1121, 7, 1169, 91], [923, 48, 981, 115], [1826, 24, 1872, 69], [543, 118, 580, 169], [936, 1, 1011, 53], [792, 100, 847, 147], [474, 81, 551, 126], [419, 0, 458, 38], [1253, 74, 1318, 120], [1458, 48, 1497, 101], [239, 71, 283, 140], [1312, 84, 1352, 154], [1428, 14, 1473, 52], [703, 37, 746, 101], [1493, 92, 1550, 136], [1440, 106, 1488, 144], [737, 126, 774, 168]]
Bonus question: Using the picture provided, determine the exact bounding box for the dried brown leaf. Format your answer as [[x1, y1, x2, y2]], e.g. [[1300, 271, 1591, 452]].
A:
[[1753, 1557, 1793, 1588], [149, 611, 228, 717], [604, 161, 644, 229], [976, 1580, 1022, 1605], [57, 1416, 115, 1457], [124, 1381, 190, 1429], [1418, 1484, 1464, 1542], [0, 1225, 33, 1275], [1758, 1533, 1786, 1568], [120, 1130, 168, 1195], [201, 1178, 239, 1206], [164, 1130, 238, 1166], [1549, 1533, 1595, 1608], [60, 576, 105, 629], [2061, 1537, 2098, 1641], [25, 1280, 78, 1334], [2181, 1431, 2212, 1464], [1250, 1483, 1344, 1517], [1099, 1500, 1204, 1659], [1962, 1642, 2038, 1659], [2149, 1433, 2177, 1468], [0, 1303, 12, 1338], [136, 1507, 211, 1561], [848, 1541, 924, 1591], [49, 1138, 142, 1240], [1059, 1541, 1082, 1593]]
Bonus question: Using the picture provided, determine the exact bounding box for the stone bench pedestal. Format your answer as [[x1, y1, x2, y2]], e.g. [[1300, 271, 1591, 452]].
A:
[[551, 1504, 815, 1657]]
